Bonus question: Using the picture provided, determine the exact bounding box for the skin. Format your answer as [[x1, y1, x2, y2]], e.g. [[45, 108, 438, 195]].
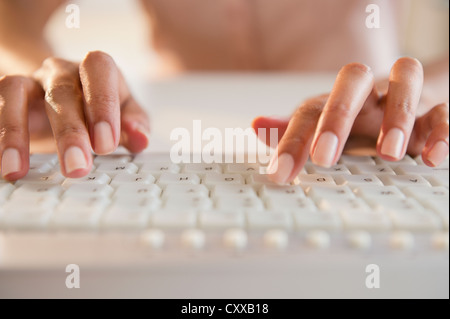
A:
[[0, 0, 448, 183]]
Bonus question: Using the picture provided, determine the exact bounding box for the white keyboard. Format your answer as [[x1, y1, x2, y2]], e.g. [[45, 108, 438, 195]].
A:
[[0, 153, 448, 298]]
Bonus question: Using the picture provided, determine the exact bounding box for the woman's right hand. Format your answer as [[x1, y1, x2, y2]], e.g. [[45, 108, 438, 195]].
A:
[[0, 51, 150, 181]]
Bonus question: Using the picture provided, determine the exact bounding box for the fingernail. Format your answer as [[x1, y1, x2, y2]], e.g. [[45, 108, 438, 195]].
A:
[[312, 131, 339, 167], [381, 128, 405, 160], [1, 148, 21, 177], [94, 121, 115, 154], [427, 141, 449, 167], [267, 153, 294, 184], [64, 146, 88, 174]]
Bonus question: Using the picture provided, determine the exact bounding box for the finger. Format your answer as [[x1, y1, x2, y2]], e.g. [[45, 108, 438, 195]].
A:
[[377, 57, 424, 161], [251, 116, 289, 145], [266, 96, 327, 184], [79, 51, 121, 155], [310, 63, 375, 167], [34, 58, 93, 177], [0, 76, 35, 180], [120, 96, 151, 153], [79, 51, 150, 155], [408, 103, 449, 166]]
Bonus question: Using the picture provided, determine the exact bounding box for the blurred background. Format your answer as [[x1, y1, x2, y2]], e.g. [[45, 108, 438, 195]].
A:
[[41, 0, 449, 152]]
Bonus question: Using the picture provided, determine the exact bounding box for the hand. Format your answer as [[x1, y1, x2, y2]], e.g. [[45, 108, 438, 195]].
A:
[[253, 57, 449, 184], [0, 51, 150, 181]]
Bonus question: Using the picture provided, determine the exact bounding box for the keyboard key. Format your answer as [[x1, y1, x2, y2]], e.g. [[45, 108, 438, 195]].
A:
[[157, 173, 200, 186], [139, 162, 180, 177], [305, 185, 355, 202], [96, 162, 139, 176], [164, 196, 213, 211], [246, 174, 279, 187], [63, 184, 114, 199], [62, 173, 111, 187], [213, 184, 256, 197], [150, 211, 197, 229], [247, 211, 292, 230], [348, 164, 395, 175], [353, 185, 405, 200], [0, 183, 15, 203], [199, 211, 245, 229], [294, 211, 341, 230], [319, 197, 371, 213], [425, 174, 449, 187], [102, 206, 151, 230], [183, 163, 222, 175], [114, 184, 162, 198], [380, 174, 431, 187], [53, 197, 109, 229], [297, 174, 336, 186], [402, 186, 449, 202], [1, 197, 58, 229], [340, 210, 391, 231], [334, 174, 383, 188], [305, 164, 351, 175], [163, 184, 209, 199], [266, 196, 317, 212], [215, 195, 264, 212], [202, 173, 245, 186], [15, 172, 65, 186], [394, 165, 449, 176], [224, 163, 260, 174], [93, 154, 132, 165], [10, 184, 63, 199], [375, 155, 417, 166], [110, 173, 156, 187], [422, 199, 449, 229], [259, 185, 305, 199]]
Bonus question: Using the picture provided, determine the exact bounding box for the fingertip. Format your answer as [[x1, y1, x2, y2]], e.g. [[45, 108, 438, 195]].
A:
[[121, 120, 150, 153], [1, 148, 29, 181], [63, 145, 92, 177], [423, 140, 449, 167]]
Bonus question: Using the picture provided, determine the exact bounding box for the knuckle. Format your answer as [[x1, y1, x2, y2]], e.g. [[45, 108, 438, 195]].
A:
[[324, 101, 353, 118], [395, 101, 416, 116], [0, 124, 23, 141], [0, 75, 24, 92], [281, 135, 309, 150], [295, 99, 324, 120], [41, 57, 76, 72], [86, 92, 119, 113], [55, 125, 87, 140], [45, 83, 81, 105]]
